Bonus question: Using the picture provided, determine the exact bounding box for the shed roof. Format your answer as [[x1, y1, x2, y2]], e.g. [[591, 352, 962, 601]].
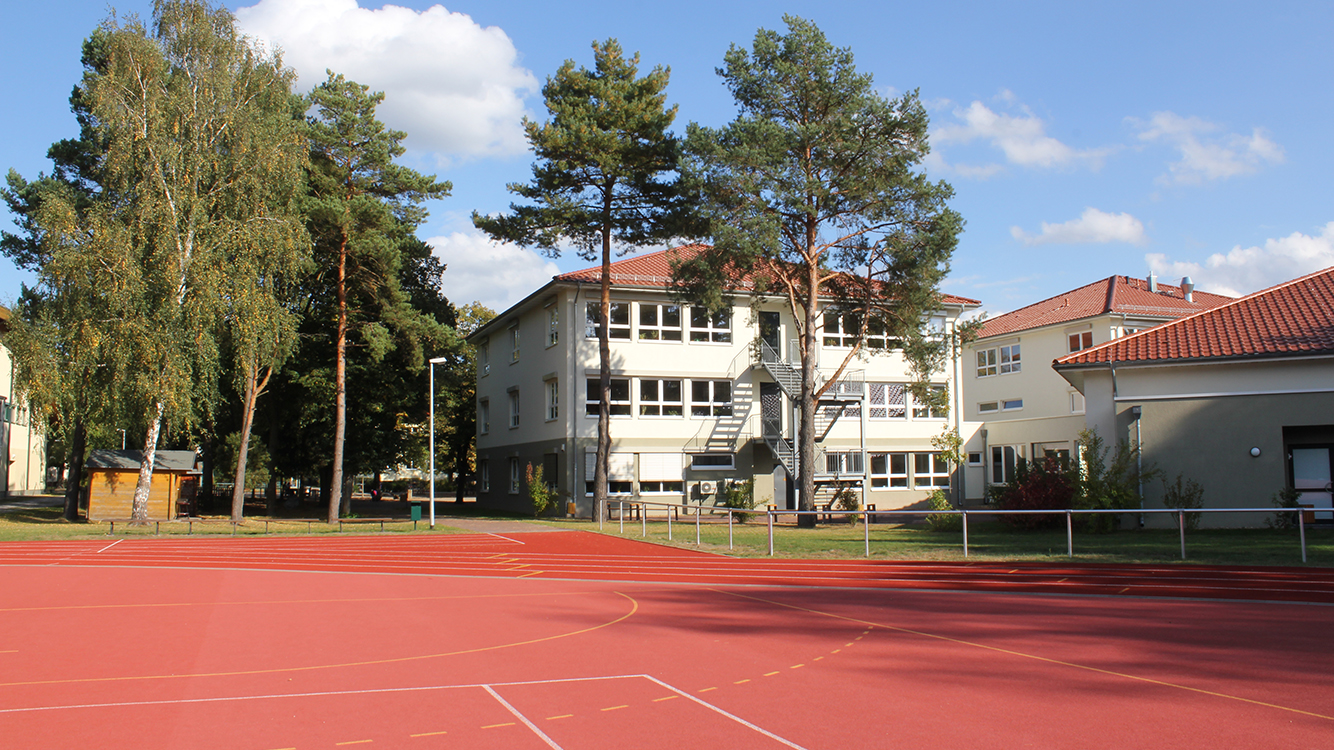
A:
[[86, 450, 200, 473]]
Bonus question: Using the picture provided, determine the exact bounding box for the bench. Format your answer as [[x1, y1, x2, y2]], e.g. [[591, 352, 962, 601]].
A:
[[336, 517, 394, 532]]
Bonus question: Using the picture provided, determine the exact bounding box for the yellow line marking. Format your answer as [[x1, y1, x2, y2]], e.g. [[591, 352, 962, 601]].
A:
[[1058, 578, 1068, 583], [518, 570, 544, 578], [335, 741, 372, 746], [845, 642, 854, 647], [0, 592, 640, 688], [546, 714, 573, 720], [1008, 569, 1019, 574], [1118, 587, 1130, 594], [482, 722, 515, 729], [763, 671, 780, 677], [0, 650, 16, 654], [813, 656, 824, 661], [601, 705, 628, 712], [709, 587, 1334, 722], [734, 679, 751, 684], [791, 664, 805, 669], [698, 687, 717, 693], [831, 649, 841, 654], [508, 564, 530, 569], [854, 636, 864, 640], [409, 731, 448, 737], [652, 695, 678, 702]]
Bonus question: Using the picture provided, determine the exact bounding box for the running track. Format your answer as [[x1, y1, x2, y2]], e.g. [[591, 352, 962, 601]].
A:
[[1, 530, 1331, 749]]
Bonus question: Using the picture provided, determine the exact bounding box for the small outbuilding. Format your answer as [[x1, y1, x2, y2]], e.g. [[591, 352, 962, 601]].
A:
[[85, 450, 200, 521]]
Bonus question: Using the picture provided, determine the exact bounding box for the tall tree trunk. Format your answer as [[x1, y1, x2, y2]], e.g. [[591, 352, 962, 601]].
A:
[[798, 254, 820, 528], [131, 401, 165, 524], [329, 232, 348, 523], [199, 422, 214, 515], [232, 362, 270, 522], [265, 411, 279, 515], [593, 211, 613, 525], [62, 419, 86, 522]]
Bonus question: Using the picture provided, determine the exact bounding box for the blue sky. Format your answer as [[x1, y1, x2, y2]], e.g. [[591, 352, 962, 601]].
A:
[[4, 1, 1332, 315]]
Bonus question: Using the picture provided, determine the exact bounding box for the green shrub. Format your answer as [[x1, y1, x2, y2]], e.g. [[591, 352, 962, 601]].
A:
[[1160, 473, 1204, 530], [992, 456, 1076, 530], [1266, 486, 1303, 530], [722, 478, 756, 522], [524, 463, 558, 518], [832, 485, 860, 525], [925, 490, 961, 532], [1073, 428, 1157, 533]]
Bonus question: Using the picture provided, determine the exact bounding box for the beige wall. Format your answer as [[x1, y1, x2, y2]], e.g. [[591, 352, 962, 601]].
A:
[[0, 343, 47, 495]]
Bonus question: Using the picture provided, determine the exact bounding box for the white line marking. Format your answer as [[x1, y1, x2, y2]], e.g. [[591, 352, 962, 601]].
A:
[[482, 685, 563, 750], [485, 533, 526, 545], [96, 540, 123, 554], [640, 675, 811, 750]]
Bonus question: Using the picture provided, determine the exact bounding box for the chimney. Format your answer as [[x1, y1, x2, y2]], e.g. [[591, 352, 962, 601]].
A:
[[1181, 276, 1194, 302], [1147, 273, 1158, 293]]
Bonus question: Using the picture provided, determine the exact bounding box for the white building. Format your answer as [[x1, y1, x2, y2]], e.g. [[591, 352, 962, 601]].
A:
[[0, 307, 48, 496], [962, 274, 1230, 501], [468, 246, 981, 517]]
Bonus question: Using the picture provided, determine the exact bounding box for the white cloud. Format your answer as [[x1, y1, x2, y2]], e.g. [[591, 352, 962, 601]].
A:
[[1146, 222, 1334, 297], [236, 0, 537, 160], [1011, 208, 1147, 247], [1132, 112, 1284, 185], [427, 231, 560, 312], [932, 95, 1114, 172]]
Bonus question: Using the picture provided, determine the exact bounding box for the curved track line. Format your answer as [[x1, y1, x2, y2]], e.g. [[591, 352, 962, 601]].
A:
[[0, 589, 602, 614], [711, 587, 1334, 722], [0, 591, 640, 689]]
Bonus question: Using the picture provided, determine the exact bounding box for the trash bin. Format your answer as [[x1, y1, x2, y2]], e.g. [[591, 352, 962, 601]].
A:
[[410, 503, 422, 522]]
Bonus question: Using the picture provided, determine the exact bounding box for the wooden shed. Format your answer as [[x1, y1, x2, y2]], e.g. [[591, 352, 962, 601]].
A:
[[85, 450, 200, 521]]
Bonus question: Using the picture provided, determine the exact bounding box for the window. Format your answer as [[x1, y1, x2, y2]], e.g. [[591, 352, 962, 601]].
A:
[[868, 383, 907, 419], [977, 344, 1019, 377], [479, 459, 489, 493], [691, 380, 733, 417], [1068, 331, 1093, 353], [822, 312, 860, 348], [865, 318, 900, 350], [1001, 398, 1023, 411], [639, 481, 684, 493], [825, 451, 864, 475], [914, 453, 951, 488], [1070, 391, 1085, 414], [639, 453, 684, 494], [978, 401, 999, 414], [689, 307, 731, 343], [870, 453, 908, 488], [509, 458, 520, 494], [690, 453, 734, 470], [545, 379, 559, 421], [508, 390, 520, 428], [991, 445, 1024, 484], [478, 338, 490, 376], [586, 377, 631, 416], [967, 452, 983, 467], [547, 306, 559, 346], [822, 381, 862, 418], [638, 304, 682, 341], [586, 302, 630, 340], [479, 399, 490, 434], [585, 451, 633, 495], [912, 385, 947, 419], [509, 325, 520, 362], [639, 379, 683, 416]]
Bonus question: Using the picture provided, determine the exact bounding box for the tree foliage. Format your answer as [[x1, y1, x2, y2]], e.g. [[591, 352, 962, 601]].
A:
[[674, 17, 962, 525]]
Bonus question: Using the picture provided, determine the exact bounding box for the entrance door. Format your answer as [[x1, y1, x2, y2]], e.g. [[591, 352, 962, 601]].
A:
[[1293, 447, 1333, 521], [759, 311, 781, 358]]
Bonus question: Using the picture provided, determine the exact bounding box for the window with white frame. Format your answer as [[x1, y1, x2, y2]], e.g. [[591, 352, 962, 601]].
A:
[[639, 453, 684, 494], [868, 383, 907, 420], [545, 379, 559, 421], [1068, 330, 1093, 353], [822, 381, 862, 418], [691, 380, 733, 417], [825, 451, 864, 475], [586, 377, 631, 416], [991, 445, 1024, 484], [638, 303, 682, 341], [1000, 398, 1023, 411], [690, 453, 734, 470], [688, 307, 731, 343], [508, 458, 520, 494], [585, 451, 634, 495], [865, 318, 900, 350], [1070, 391, 1085, 414], [912, 385, 948, 419], [978, 401, 999, 413], [508, 390, 520, 428], [547, 306, 559, 346], [822, 311, 860, 348], [479, 399, 490, 434], [586, 302, 630, 340], [639, 378, 683, 416], [976, 343, 1020, 377], [914, 453, 950, 488], [870, 452, 908, 488], [478, 338, 490, 376], [509, 325, 520, 362], [479, 458, 489, 493]]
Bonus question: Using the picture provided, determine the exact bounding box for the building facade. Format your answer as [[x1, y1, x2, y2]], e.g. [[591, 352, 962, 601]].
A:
[[962, 274, 1230, 501], [0, 308, 47, 496], [469, 247, 981, 517]]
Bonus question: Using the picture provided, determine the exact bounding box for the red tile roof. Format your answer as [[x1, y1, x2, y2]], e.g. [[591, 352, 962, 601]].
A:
[[1055, 265, 1334, 367], [977, 275, 1232, 339], [556, 245, 982, 306]]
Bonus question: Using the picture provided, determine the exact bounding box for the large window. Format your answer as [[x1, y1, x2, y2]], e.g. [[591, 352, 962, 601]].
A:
[[977, 344, 1020, 377], [913, 453, 950, 488], [509, 325, 520, 362], [586, 302, 631, 340], [639, 379, 683, 416], [690, 453, 734, 470], [689, 307, 731, 343], [479, 399, 490, 434], [870, 453, 908, 488], [912, 385, 948, 419], [825, 451, 864, 475], [868, 383, 907, 419], [508, 390, 520, 428], [638, 304, 682, 341], [478, 338, 490, 376], [639, 453, 684, 494], [586, 377, 631, 416], [1068, 331, 1093, 353], [822, 312, 859, 348], [585, 451, 633, 495], [991, 445, 1024, 484], [691, 380, 733, 417], [547, 306, 559, 346]]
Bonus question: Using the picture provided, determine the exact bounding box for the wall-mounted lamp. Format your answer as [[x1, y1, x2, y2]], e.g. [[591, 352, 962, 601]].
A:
[[1250, 447, 1261, 457]]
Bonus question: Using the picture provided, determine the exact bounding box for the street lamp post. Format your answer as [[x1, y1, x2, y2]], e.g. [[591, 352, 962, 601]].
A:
[[428, 356, 449, 529]]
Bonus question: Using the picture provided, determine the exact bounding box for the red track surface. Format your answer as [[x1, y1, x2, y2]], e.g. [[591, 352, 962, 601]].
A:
[[1, 530, 1331, 749]]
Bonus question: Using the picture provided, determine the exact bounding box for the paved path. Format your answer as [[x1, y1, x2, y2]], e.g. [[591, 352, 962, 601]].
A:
[[0, 495, 62, 513], [438, 517, 568, 533]]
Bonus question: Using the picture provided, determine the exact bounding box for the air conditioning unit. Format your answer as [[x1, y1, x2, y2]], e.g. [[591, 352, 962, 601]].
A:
[[700, 481, 716, 496]]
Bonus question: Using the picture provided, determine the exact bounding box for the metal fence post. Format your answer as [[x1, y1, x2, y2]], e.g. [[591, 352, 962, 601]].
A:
[[1178, 510, 1186, 560], [1299, 510, 1307, 563], [768, 508, 774, 556], [619, 502, 624, 534], [696, 505, 701, 545], [962, 509, 969, 558], [1066, 510, 1073, 558], [641, 503, 647, 538], [728, 510, 733, 550], [668, 507, 673, 541], [864, 509, 870, 557]]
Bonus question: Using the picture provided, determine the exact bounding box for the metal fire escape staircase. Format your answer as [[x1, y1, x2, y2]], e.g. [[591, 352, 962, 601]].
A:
[[758, 341, 864, 482]]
